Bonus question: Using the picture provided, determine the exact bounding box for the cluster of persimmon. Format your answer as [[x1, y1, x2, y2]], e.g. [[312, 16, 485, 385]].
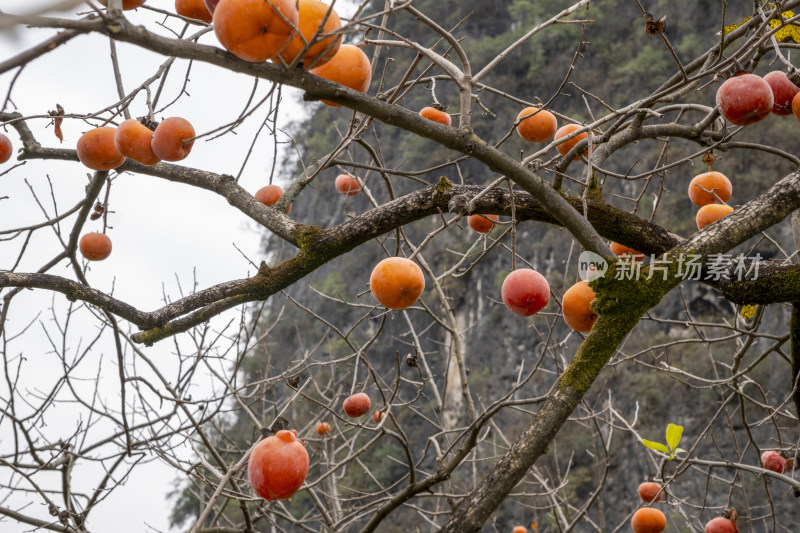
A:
[[76, 117, 195, 171], [130, 0, 372, 106], [629, 481, 668, 532], [715, 69, 800, 126], [208, 0, 371, 106], [515, 106, 589, 160], [628, 482, 669, 532], [711, 67, 800, 226], [690, 153, 734, 230], [73, 117, 194, 261]]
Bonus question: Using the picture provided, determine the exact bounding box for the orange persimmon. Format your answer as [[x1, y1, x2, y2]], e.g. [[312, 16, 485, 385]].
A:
[[554, 123, 589, 160], [516, 107, 557, 142], [114, 119, 160, 166], [688, 171, 732, 206], [420, 106, 452, 126], [213, 0, 299, 62], [562, 280, 597, 332], [309, 44, 372, 106], [696, 203, 734, 230], [369, 257, 425, 310], [77, 127, 126, 171], [175, 0, 212, 22], [277, 0, 341, 68]]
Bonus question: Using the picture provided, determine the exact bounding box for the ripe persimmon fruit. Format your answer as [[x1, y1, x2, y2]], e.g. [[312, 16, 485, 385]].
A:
[[716, 74, 773, 126], [554, 124, 589, 160], [688, 171, 732, 206], [151, 117, 194, 162], [335, 174, 361, 196], [638, 482, 663, 503], [175, 0, 212, 23], [310, 44, 372, 106], [0, 133, 12, 164], [369, 257, 425, 310], [516, 106, 557, 142], [610, 242, 645, 262], [420, 106, 452, 126], [343, 392, 371, 417], [77, 127, 126, 171], [98, 0, 147, 9], [760, 450, 786, 473], [468, 214, 498, 233], [255, 184, 292, 213], [705, 516, 738, 533], [114, 119, 160, 166], [213, 0, 299, 62], [763, 71, 800, 115], [631, 508, 666, 533], [316, 422, 331, 435], [696, 203, 733, 230], [247, 429, 309, 500], [277, 0, 341, 68], [501, 269, 550, 317], [372, 410, 385, 423], [79, 233, 113, 261], [512, 527, 527, 533], [562, 280, 597, 332]]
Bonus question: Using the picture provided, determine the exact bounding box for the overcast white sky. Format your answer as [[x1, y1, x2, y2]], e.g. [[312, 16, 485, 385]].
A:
[[0, 1, 321, 531]]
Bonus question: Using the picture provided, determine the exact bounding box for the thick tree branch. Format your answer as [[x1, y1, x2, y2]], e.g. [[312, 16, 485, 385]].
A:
[[5, 175, 800, 343]]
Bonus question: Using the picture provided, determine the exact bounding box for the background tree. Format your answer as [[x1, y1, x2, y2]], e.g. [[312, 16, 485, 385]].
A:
[[1, 1, 799, 532]]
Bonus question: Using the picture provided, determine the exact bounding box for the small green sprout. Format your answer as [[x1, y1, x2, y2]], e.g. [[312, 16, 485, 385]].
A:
[[642, 423, 687, 460]]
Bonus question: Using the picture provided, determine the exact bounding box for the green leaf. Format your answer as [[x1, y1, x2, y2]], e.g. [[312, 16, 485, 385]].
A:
[[666, 423, 683, 451], [674, 448, 687, 456], [642, 439, 670, 454]]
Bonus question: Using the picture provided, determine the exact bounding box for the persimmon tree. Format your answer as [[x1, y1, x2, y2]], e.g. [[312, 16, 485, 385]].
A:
[[1, 1, 800, 532]]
